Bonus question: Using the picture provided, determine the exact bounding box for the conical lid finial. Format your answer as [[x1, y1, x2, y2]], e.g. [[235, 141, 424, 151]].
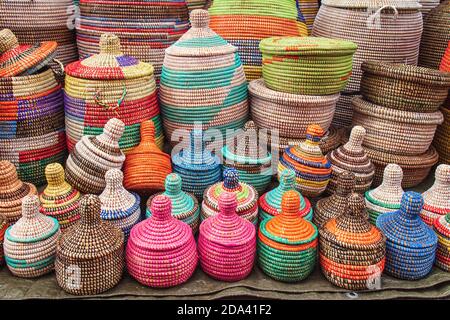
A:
[[151, 195, 172, 220], [99, 33, 122, 55], [190, 9, 210, 28]]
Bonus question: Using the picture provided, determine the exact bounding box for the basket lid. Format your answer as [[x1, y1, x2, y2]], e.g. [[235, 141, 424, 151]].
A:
[[422, 164, 450, 215], [0, 29, 57, 77], [321, 0, 422, 9], [65, 33, 154, 80], [259, 36, 357, 57], [165, 10, 236, 57], [366, 164, 404, 207]]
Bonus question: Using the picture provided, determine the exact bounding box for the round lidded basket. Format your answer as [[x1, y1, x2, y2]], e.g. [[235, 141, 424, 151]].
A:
[[4, 195, 61, 278], [198, 192, 256, 282], [39, 163, 81, 232], [64, 33, 163, 153], [55, 194, 125, 295], [126, 195, 198, 288], [360, 60, 450, 112], [420, 165, 450, 227], [433, 213, 450, 272]]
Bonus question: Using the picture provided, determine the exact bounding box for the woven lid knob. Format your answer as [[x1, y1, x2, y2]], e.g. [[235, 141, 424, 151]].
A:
[[223, 168, 239, 190], [139, 120, 156, 144], [22, 195, 40, 219], [165, 173, 182, 195], [400, 191, 424, 218], [346, 126, 366, 149], [382, 164, 403, 186], [45, 163, 66, 187], [218, 191, 238, 217], [79, 194, 102, 224], [151, 195, 172, 220], [243, 120, 257, 131], [435, 164, 450, 185], [0, 160, 19, 186], [281, 190, 300, 216], [279, 169, 296, 190], [190, 9, 210, 28], [105, 168, 123, 189], [335, 171, 356, 196], [305, 124, 324, 144], [99, 33, 122, 55], [347, 193, 365, 217], [0, 29, 19, 55], [102, 118, 125, 142]]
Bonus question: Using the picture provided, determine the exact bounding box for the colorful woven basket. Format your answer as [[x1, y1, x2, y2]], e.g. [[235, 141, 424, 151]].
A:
[[0, 30, 66, 186], [160, 9, 249, 140], [420, 165, 450, 227], [259, 168, 313, 222], [55, 194, 125, 295], [361, 60, 450, 113], [352, 96, 444, 156], [377, 191, 438, 280], [326, 126, 375, 194], [202, 168, 259, 225], [258, 190, 318, 282], [172, 129, 221, 199], [123, 120, 172, 196], [65, 33, 163, 153], [208, 0, 313, 80], [365, 164, 404, 225], [420, 0, 442, 16], [127, 195, 198, 288], [4, 195, 60, 278], [146, 173, 200, 234], [0, 0, 78, 65], [39, 163, 81, 232], [76, 0, 190, 81], [198, 191, 256, 281], [99, 169, 141, 241], [433, 213, 450, 272], [320, 193, 386, 290], [65, 118, 126, 194], [278, 124, 332, 197], [0, 214, 7, 265], [260, 36, 357, 95], [419, 0, 450, 69], [312, 0, 423, 127], [221, 121, 273, 194], [314, 171, 356, 227], [0, 160, 37, 224]]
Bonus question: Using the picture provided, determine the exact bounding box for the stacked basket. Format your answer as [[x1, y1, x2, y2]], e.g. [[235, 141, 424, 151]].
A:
[[160, 10, 249, 141], [351, 60, 449, 187], [64, 33, 163, 152], [433, 212, 450, 271], [312, 0, 423, 127], [208, 0, 313, 80], [420, 165, 450, 227], [319, 193, 386, 290], [0, 29, 67, 186], [258, 191, 318, 282], [76, 0, 190, 81], [0, 0, 78, 65]]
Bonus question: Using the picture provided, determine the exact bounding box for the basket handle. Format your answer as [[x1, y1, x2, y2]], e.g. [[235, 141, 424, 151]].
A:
[[367, 5, 399, 29], [50, 58, 65, 85], [94, 86, 127, 116]]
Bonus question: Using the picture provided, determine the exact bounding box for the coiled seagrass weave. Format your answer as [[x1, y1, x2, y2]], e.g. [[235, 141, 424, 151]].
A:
[[420, 165, 450, 227]]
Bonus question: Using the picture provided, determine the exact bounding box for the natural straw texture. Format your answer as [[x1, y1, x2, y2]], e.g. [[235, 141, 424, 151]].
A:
[[0, 160, 37, 224], [146, 173, 200, 234], [76, 0, 190, 81], [420, 165, 450, 227], [202, 168, 259, 225], [65, 118, 126, 194], [419, 0, 450, 69], [39, 163, 81, 231], [278, 124, 332, 197], [365, 164, 404, 225], [320, 193, 386, 291], [172, 129, 221, 199], [208, 0, 313, 80], [127, 195, 198, 288], [377, 191, 438, 280], [326, 126, 374, 194], [123, 120, 172, 195], [198, 192, 256, 281], [260, 36, 357, 95], [312, 0, 423, 127], [4, 195, 60, 278], [258, 190, 318, 282], [420, 0, 441, 16], [0, 0, 78, 65], [64, 33, 163, 153], [160, 10, 249, 140], [259, 168, 313, 222], [221, 121, 273, 194], [249, 79, 339, 139], [55, 194, 124, 295], [0, 214, 7, 265], [433, 212, 450, 272], [99, 169, 141, 241], [314, 171, 356, 227]]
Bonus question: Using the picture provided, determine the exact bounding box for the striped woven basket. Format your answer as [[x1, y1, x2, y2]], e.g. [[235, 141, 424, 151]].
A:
[[312, 0, 423, 127], [0, 214, 7, 265], [433, 213, 450, 272], [420, 165, 450, 227], [420, 0, 441, 16], [208, 0, 313, 80]]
